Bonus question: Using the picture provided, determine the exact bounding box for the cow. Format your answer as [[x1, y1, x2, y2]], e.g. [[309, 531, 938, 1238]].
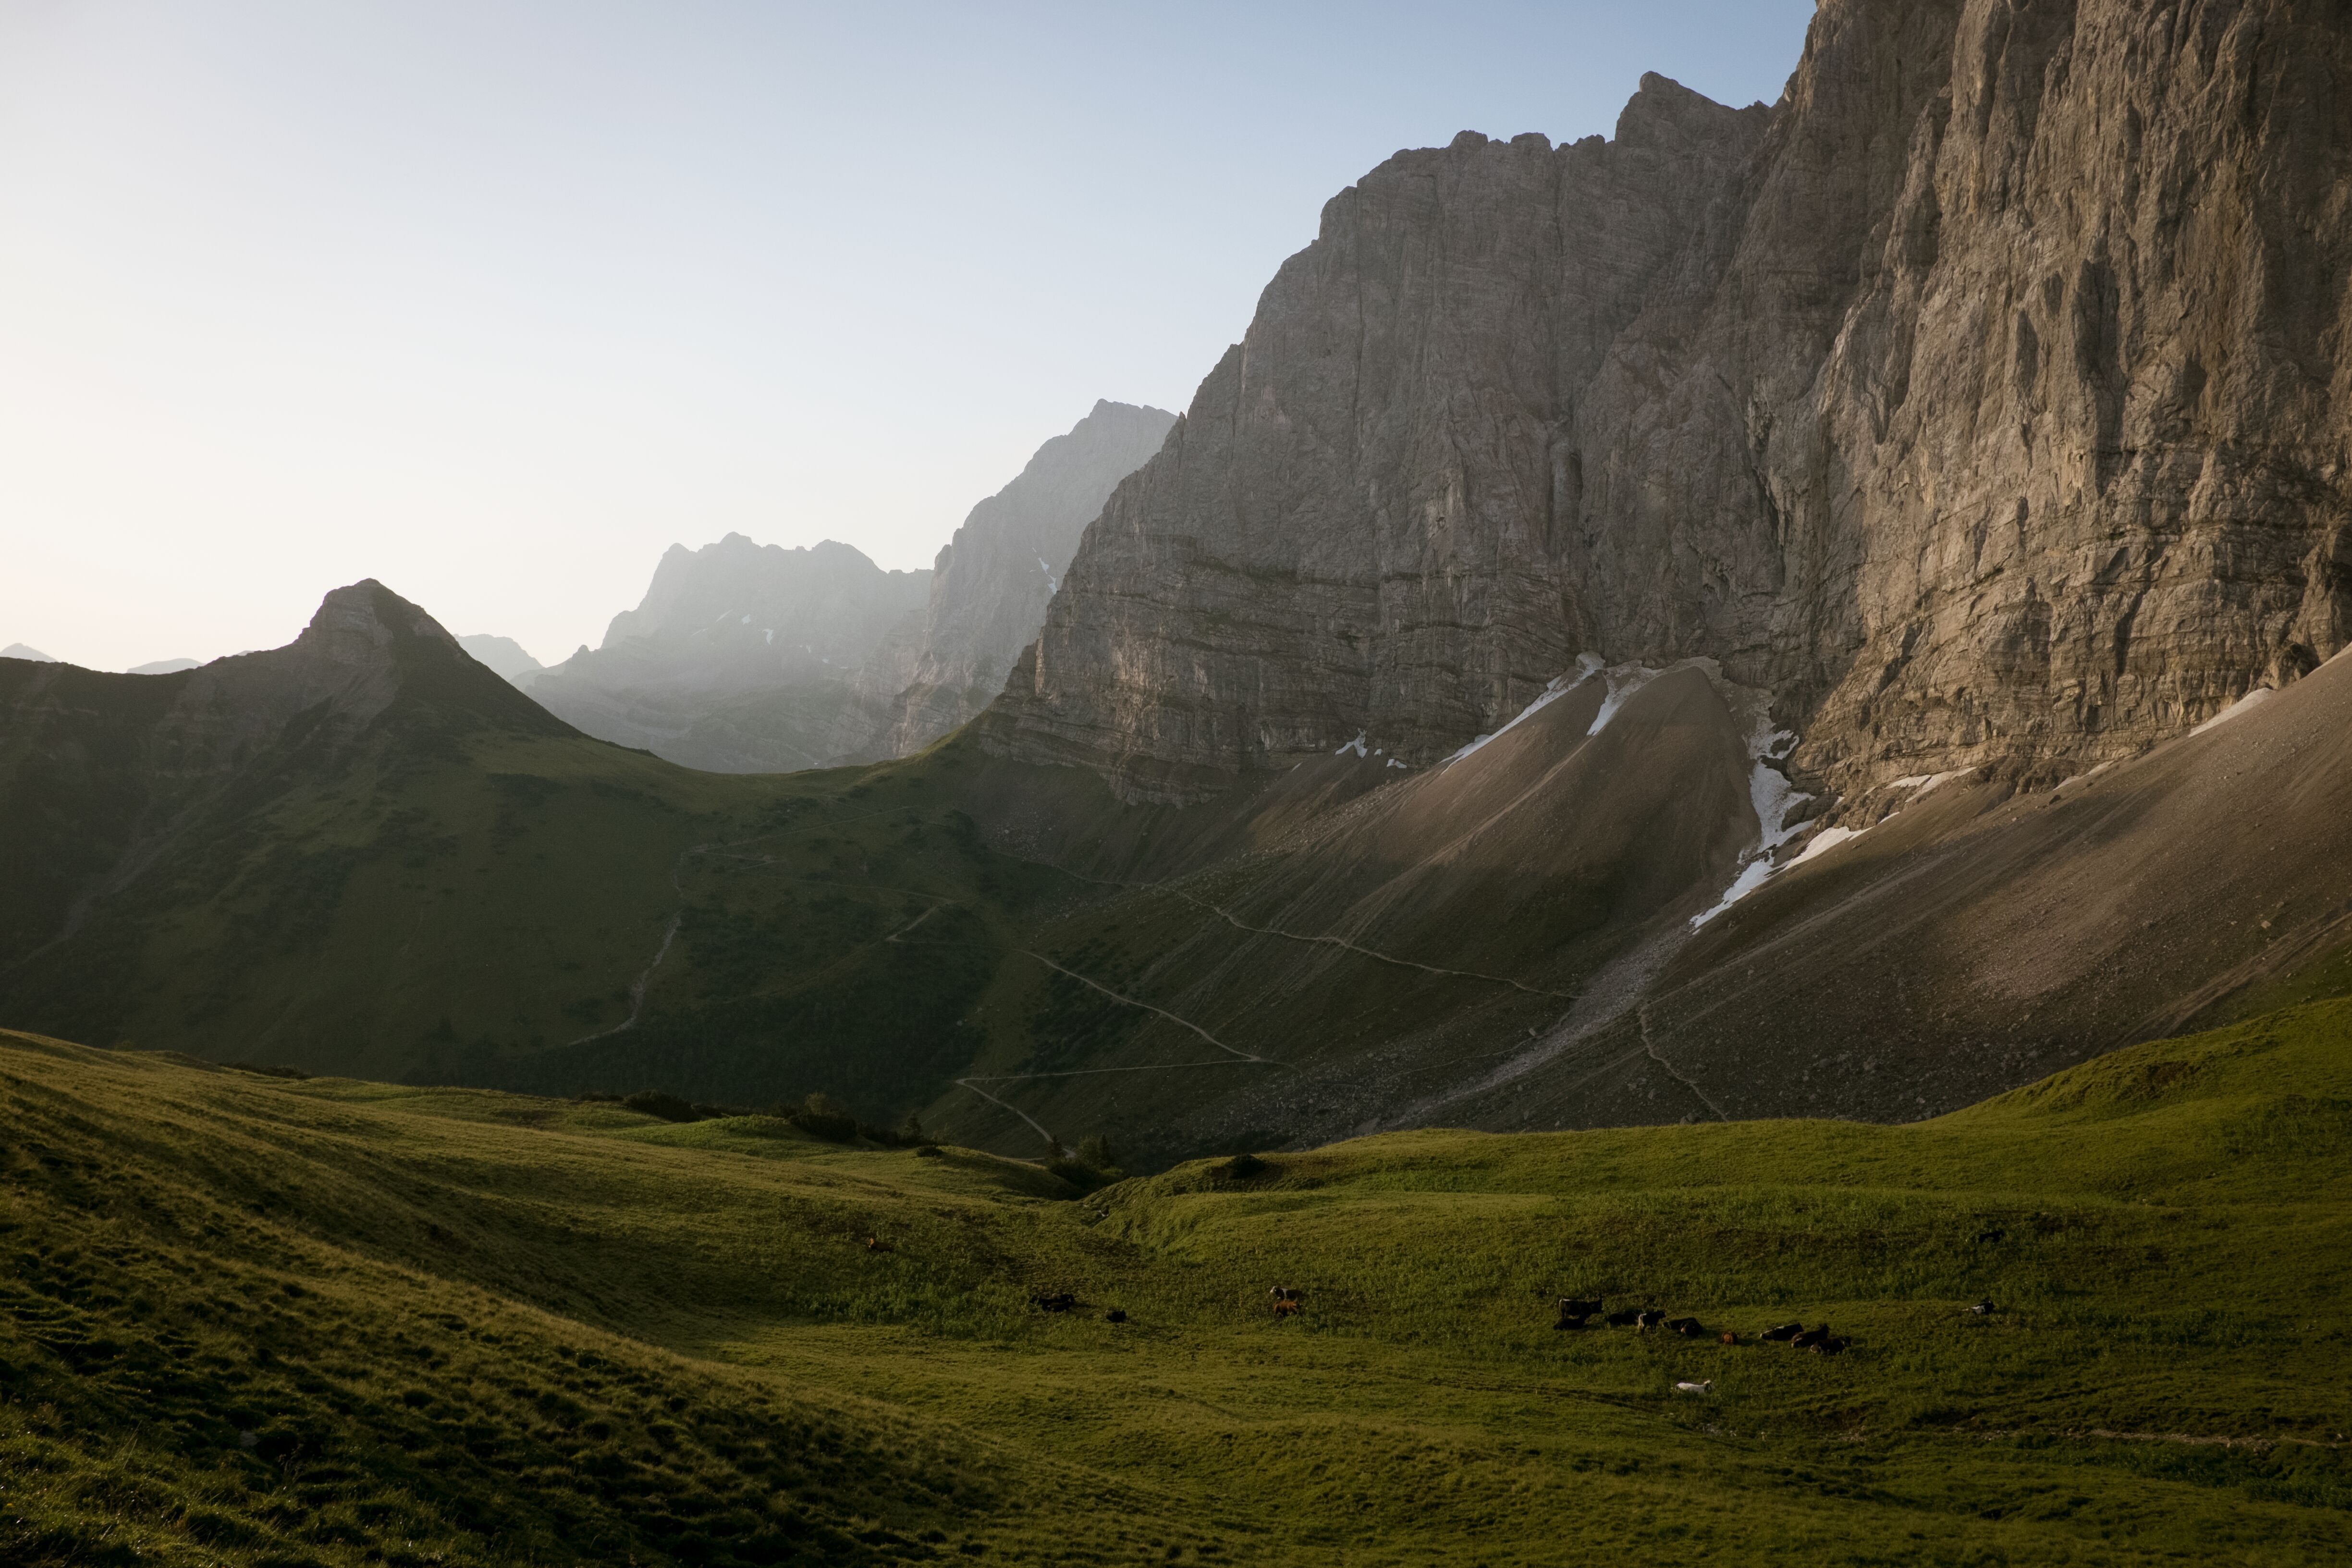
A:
[[1605, 1308, 1645, 1327], [1761, 1321, 1803, 1342], [1674, 1380, 1715, 1396], [1273, 1298, 1304, 1319], [1810, 1335, 1848, 1357], [1968, 1298, 1996, 1316], [1269, 1286, 1307, 1319], [1104, 1309, 1128, 1324], [1635, 1310, 1667, 1332], [1665, 1317, 1705, 1337], [1790, 1325, 1830, 1350], [1720, 1331, 1738, 1346], [1555, 1296, 1603, 1330], [864, 1235, 892, 1252]]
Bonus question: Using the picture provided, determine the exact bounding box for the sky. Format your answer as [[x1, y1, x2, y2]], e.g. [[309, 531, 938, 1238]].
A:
[[0, 0, 1814, 671]]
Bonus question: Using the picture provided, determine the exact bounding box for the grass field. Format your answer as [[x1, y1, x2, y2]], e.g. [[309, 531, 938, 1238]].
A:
[[6, 997, 2352, 1565]]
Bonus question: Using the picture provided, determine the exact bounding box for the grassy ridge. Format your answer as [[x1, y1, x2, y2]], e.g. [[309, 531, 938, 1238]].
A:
[[6, 1001, 2352, 1563]]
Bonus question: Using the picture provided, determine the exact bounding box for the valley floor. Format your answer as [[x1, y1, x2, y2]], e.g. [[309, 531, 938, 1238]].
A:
[[6, 1000, 2352, 1565]]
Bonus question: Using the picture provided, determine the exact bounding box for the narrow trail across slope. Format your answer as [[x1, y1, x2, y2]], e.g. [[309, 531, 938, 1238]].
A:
[[952, 951, 1276, 1151], [565, 804, 942, 1049], [1636, 1005, 1727, 1122], [1159, 885, 1582, 1001], [1027, 857, 1580, 1002]]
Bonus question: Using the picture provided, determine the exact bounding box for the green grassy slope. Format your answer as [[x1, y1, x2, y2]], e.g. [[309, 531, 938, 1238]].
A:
[[7, 1000, 2352, 1565]]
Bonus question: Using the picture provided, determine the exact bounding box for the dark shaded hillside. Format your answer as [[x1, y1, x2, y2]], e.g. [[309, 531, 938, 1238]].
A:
[[0, 585, 1063, 1120]]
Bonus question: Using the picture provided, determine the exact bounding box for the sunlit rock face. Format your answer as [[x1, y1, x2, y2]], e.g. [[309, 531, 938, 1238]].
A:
[[986, 0, 2352, 807]]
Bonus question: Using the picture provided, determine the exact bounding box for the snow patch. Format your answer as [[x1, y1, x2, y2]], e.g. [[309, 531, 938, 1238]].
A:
[[1038, 555, 1060, 593], [1588, 662, 1663, 735], [1335, 733, 1369, 759], [1890, 771, 1966, 797], [1784, 824, 1867, 869], [1386, 758, 1408, 770], [1690, 716, 1816, 929], [1444, 654, 1606, 765], [764, 628, 774, 645], [2191, 687, 2272, 736]]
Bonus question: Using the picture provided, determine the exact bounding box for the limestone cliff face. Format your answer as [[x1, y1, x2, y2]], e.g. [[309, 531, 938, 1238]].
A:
[[987, 0, 2352, 807], [841, 400, 1175, 760]]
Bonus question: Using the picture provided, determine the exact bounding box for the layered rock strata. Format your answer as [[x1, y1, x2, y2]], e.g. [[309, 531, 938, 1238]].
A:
[[986, 0, 2352, 808]]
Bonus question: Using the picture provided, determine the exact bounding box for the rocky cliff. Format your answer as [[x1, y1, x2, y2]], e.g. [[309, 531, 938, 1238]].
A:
[[844, 400, 1176, 760], [985, 0, 2352, 810]]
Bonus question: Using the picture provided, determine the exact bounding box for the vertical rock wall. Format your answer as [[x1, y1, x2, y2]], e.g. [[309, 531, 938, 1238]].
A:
[[986, 0, 2352, 807]]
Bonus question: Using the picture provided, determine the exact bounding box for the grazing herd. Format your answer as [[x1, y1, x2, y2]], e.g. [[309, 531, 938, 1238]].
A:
[[1025, 1282, 1999, 1367], [1559, 1298, 1851, 1355]]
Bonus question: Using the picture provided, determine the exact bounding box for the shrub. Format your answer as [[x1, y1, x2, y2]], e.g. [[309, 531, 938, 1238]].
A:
[[786, 1092, 859, 1144], [621, 1090, 703, 1124]]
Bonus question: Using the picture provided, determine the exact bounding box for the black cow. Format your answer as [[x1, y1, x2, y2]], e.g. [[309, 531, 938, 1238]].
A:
[[1635, 1309, 1667, 1331], [1665, 1317, 1705, 1337], [1790, 1325, 1830, 1350], [1968, 1298, 1996, 1316], [1760, 1321, 1803, 1342], [1104, 1309, 1128, 1324], [1810, 1335, 1848, 1357], [1605, 1308, 1645, 1327]]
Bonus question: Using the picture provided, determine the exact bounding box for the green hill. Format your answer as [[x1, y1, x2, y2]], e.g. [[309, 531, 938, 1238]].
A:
[[7, 999, 2351, 1565]]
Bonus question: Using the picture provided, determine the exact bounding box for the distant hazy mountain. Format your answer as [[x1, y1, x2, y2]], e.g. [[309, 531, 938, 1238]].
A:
[[840, 400, 1175, 761], [527, 536, 931, 771], [457, 634, 544, 687], [127, 658, 201, 675], [2, 643, 56, 662]]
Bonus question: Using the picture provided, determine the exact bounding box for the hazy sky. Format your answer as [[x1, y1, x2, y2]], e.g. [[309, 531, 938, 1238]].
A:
[[0, 0, 1814, 671]]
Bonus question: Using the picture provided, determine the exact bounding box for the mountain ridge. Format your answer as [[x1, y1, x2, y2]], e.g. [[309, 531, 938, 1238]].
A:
[[985, 1, 2352, 813]]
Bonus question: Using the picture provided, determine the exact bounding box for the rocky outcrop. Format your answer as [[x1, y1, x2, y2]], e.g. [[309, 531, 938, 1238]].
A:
[[986, 1, 2352, 810], [840, 400, 1176, 760]]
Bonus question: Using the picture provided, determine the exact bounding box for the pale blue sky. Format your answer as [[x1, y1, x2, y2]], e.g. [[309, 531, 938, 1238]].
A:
[[0, 0, 1814, 670]]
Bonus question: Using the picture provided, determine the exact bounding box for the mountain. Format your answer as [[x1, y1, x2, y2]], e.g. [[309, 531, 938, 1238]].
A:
[[12, 997, 2352, 1564], [7, 3, 2352, 1172], [990, 3, 2352, 812], [126, 658, 202, 675], [528, 405, 1173, 774], [456, 633, 544, 686], [839, 400, 1177, 761], [3, 643, 57, 662], [525, 536, 930, 772], [0, 579, 1056, 1112]]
